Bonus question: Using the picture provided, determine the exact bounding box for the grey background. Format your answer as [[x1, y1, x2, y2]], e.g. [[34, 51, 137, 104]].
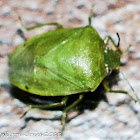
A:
[[0, 0, 140, 140]]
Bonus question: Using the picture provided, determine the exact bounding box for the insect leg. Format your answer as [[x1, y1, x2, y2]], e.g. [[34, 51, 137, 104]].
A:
[[102, 80, 137, 102], [104, 34, 122, 55], [61, 94, 84, 128], [104, 35, 118, 48], [21, 96, 69, 118], [18, 16, 63, 31]]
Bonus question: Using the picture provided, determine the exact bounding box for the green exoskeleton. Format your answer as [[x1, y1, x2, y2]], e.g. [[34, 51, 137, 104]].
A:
[[9, 11, 138, 128]]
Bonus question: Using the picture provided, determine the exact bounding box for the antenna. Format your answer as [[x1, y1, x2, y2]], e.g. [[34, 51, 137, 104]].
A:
[[116, 33, 120, 48], [120, 71, 140, 105]]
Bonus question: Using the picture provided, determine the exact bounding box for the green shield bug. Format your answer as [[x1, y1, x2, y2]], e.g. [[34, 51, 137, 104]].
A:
[[9, 10, 138, 127]]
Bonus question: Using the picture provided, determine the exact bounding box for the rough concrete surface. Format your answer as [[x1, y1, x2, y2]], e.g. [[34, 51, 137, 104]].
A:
[[0, 0, 140, 140]]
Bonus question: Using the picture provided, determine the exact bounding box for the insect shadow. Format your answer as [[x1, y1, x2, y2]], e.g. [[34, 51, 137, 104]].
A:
[[10, 69, 119, 124]]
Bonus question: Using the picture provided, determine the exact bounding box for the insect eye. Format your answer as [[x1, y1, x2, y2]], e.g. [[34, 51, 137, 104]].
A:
[[108, 68, 112, 74]]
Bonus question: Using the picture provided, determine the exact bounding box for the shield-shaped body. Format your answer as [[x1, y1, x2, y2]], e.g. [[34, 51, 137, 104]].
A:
[[9, 26, 108, 96]]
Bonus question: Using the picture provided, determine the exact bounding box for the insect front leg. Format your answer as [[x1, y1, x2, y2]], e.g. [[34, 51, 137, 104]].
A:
[[104, 35, 118, 48], [18, 16, 63, 31], [21, 96, 69, 118], [104, 34, 122, 55], [102, 80, 137, 102]]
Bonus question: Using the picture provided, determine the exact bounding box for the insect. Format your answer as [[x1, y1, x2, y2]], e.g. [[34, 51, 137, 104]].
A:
[[9, 11, 137, 127]]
